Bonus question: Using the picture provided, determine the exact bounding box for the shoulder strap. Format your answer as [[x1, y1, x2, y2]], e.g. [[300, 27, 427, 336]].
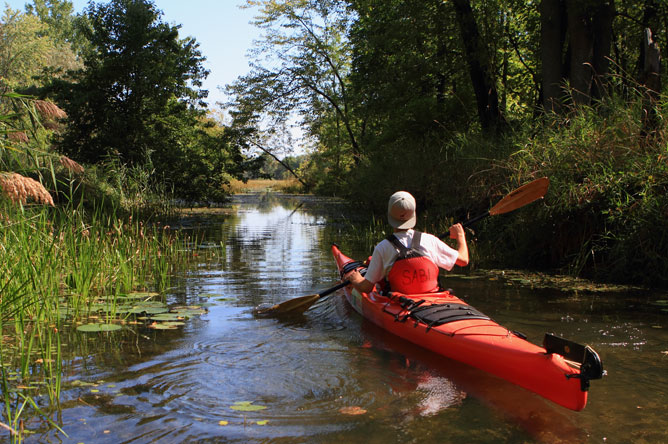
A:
[[412, 230, 422, 248], [386, 231, 423, 256], [386, 233, 409, 255]]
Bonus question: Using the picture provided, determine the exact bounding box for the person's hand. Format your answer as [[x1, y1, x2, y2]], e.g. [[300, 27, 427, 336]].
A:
[[450, 223, 466, 240], [344, 269, 363, 286]]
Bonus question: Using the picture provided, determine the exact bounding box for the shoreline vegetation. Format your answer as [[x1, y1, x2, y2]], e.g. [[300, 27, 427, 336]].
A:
[[223, 178, 303, 195], [0, 197, 205, 439]]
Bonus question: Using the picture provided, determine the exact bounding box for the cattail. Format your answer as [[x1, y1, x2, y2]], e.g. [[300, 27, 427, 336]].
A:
[[7, 131, 29, 143], [59, 155, 85, 174], [34, 100, 67, 119], [0, 172, 55, 206]]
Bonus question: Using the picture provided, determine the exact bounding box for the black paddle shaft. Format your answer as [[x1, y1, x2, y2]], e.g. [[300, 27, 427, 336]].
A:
[[462, 211, 490, 228], [321, 262, 367, 297], [319, 280, 350, 298], [438, 211, 490, 239]]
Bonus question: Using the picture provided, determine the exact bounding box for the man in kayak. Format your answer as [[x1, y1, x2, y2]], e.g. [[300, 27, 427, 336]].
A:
[[345, 191, 469, 295]]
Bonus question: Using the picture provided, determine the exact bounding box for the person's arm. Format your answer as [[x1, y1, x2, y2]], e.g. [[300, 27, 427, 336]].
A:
[[449, 223, 469, 267], [344, 246, 385, 294], [345, 269, 375, 294]]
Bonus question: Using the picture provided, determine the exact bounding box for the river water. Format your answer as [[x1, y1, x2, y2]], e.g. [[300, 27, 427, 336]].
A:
[[35, 193, 667, 443]]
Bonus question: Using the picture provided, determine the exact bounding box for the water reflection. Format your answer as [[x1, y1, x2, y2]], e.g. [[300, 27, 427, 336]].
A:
[[31, 194, 668, 444]]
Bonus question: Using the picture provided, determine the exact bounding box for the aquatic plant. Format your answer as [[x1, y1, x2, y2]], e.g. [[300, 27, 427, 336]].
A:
[[0, 197, 205, 441]]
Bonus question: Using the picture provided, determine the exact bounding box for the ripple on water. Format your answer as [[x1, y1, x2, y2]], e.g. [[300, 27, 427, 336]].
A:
[[102, 302, 385, 442]]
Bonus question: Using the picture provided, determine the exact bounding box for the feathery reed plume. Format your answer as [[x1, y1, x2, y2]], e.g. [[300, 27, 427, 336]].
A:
[[7, 131, 28, 143], [34, 100, 67, 119], [0, 172, 55, 206], [59, 156, 85, 175]]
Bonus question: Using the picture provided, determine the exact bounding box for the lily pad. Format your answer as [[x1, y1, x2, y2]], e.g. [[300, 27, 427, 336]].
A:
[[129, 306, 169, 315], [148, 321, 184, 330], [170, 307, 207, 317], [229, 401, 267, 412], [77, 323, 122, 333], [159, 321, 185, 327], [150, 313, 184, 322], [125, 291, 160, 299], [171, 305, 203, 311], [71, 380, 98, 387], [339, 406, 367, 415]]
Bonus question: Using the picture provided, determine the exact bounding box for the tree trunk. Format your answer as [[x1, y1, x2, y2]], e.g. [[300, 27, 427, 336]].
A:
[[566, 0, 594, 105], [541, 0, 614, 110], [451, 0, 504, 131], [641, 28, 661, 135], [540, 0, 567, 112], [590, 1, 615, 101]]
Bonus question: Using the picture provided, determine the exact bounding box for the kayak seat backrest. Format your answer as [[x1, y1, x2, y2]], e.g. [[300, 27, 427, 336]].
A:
[[398, 302, 490, 331]]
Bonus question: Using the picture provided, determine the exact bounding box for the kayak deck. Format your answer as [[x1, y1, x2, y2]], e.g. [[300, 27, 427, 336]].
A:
[[331, 244, 603, 411]]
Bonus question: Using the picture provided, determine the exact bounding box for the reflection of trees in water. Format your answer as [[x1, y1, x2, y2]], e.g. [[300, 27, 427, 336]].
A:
[[60, 320, 188, 371]]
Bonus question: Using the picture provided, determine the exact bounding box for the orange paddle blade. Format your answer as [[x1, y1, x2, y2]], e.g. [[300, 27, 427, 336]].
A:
[[489, 177, 549, 216]]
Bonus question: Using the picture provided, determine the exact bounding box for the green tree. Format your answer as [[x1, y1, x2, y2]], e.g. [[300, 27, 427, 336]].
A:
[[25, 0, 90, 57], [148, 108, 250, 203], [0, 7, 79, 96], [52, 0, 209, 166], [226, 0, 358, 192]]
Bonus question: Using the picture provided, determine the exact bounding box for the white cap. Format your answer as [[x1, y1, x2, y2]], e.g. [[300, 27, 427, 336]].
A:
[[387, 191, 416, 229]]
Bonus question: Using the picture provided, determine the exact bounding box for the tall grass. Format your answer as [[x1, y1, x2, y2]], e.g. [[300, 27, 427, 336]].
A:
[[485, 88, 668, 286], [0, 198, 197, 440]]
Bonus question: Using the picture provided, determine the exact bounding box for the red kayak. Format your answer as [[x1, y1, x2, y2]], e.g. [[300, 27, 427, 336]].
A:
[[331, 244, 604, 411]]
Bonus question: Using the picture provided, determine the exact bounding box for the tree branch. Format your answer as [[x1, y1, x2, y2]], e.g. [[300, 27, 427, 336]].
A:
[[247, 138, 309, 189]]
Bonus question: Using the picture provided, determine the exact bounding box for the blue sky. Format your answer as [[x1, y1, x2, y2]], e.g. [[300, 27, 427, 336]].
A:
[[4, 0, 261, 107]]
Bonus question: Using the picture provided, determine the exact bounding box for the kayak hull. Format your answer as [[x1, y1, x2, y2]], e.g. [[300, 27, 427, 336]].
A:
[[332, 244, 592, 411]]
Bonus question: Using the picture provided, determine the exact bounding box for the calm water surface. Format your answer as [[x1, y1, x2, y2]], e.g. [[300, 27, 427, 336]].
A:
[[37, 194, 667, 443]]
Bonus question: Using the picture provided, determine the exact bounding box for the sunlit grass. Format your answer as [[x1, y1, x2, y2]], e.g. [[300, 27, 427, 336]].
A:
[[224, 178, 304, 194]]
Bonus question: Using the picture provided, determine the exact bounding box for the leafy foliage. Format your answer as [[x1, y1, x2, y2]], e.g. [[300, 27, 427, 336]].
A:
[[41, 0, 248, 203], [231, 0, 668, 285], [0, 7, 80, 96], [227, 0, 359, 190], [51, 0, 209, 166], [497, 92, 668, 286]]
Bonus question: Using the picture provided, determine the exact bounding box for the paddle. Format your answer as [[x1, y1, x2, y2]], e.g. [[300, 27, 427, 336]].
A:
[[255, 177, 549, 317], [439, 176, 550, 236], [253, 280, 351, 316]]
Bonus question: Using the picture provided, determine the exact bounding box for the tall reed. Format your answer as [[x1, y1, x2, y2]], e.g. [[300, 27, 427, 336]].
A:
[[0, 198, 196, 441]]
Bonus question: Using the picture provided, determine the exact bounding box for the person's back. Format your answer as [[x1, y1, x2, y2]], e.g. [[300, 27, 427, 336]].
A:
[[345, 191, 469, 295]]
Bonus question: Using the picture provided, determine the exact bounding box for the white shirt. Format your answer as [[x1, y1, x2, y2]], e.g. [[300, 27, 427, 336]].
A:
[[364, 229, 459, 285]]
